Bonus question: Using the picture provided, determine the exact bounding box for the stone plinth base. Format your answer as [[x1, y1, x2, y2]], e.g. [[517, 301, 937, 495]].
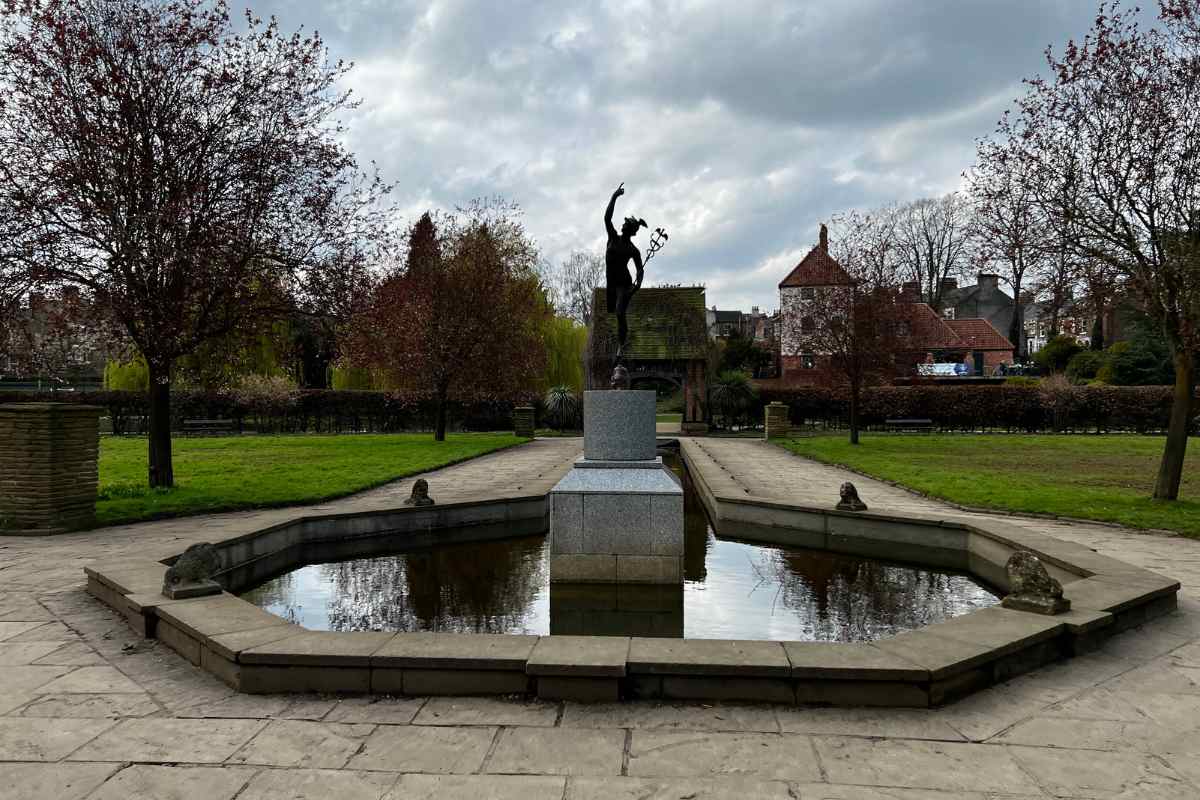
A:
[[0, 403, 102, 534], [583, 390, 656, 461], [552, 390, 683, 584]]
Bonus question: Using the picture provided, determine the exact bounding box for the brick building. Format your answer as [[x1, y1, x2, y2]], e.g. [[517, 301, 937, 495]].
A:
[[775, 226, 1014, 386]]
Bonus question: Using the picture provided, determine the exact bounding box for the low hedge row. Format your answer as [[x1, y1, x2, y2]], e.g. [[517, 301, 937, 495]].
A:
[[0, 389, 540, 434], [4, 384, 1194, 435], [756, 385, 1198, 433]]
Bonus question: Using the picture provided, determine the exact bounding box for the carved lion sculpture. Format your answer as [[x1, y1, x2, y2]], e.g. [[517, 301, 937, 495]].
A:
[[404, 478, 435, 507], [1002, 550, 1070, 615], [835, 481, 868, 511], [161, 542, 222, 598]]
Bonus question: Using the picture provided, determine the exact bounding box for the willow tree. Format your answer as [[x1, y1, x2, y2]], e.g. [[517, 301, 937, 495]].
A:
[[983, 0, 1200, 499], [0, 0, 391, 486]]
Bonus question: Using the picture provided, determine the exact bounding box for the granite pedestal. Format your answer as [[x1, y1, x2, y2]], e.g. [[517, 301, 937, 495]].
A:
[[550, 390, 684, 584]]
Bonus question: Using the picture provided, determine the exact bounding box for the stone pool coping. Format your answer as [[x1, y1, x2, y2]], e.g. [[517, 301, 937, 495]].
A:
[[82, 446, 1180, 707]]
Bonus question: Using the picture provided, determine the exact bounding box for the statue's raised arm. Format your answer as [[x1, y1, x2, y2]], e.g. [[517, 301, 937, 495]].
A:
[[604, 182, 624, 239]]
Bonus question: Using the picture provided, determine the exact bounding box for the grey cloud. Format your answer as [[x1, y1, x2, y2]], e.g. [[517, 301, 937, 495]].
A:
[[247, 0, 1101, 312]]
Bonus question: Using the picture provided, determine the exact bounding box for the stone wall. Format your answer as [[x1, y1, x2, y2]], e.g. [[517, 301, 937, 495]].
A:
[[0, 403, 102, 534]]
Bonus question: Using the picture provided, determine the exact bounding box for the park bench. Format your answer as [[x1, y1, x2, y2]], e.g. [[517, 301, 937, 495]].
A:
[[885, 418, 934, 433], [182, 418, 236, 436]]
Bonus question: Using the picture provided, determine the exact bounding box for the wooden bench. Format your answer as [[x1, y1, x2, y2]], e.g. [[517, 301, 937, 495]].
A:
[[885, 418, 934, 433], [182, 418, 236, 435]]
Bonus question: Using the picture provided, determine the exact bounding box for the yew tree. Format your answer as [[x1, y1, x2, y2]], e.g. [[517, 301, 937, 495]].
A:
[[0, 0, 391, 486], [347, 204, 550, 441], [985, 0, 1200, 499]]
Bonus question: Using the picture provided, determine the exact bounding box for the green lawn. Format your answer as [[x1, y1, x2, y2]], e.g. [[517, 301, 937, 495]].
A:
[[97, 433, 522, 526], [777, 433, 1200, 538], [655, 413, 682, 423]]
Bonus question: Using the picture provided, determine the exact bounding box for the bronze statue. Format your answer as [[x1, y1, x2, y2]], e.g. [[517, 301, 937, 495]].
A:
[[603, 184, 669, 371], [604, 182, 645, 362]]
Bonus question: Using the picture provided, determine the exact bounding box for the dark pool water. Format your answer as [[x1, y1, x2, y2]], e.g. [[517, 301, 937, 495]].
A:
[[242, 460, 998, 641]]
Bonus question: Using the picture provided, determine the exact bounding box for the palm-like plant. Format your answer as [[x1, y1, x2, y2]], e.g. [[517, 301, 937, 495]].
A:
[[708, 370, 758, 430], [543, 385, 581, 431]]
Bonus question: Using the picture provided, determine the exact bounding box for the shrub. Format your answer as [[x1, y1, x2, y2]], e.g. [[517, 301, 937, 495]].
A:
[[755, 383, 1198, 433], [1034, 335, 1084, 374], [1066, 350, 1106, 383]]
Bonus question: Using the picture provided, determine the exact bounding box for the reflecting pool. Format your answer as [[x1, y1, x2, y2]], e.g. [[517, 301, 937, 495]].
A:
[[242, 459, 998, 641]]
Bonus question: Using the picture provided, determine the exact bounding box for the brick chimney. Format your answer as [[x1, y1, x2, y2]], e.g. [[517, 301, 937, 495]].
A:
[[819, 223, 828, 252], [899, 281, 921, 302], [977, 273, 1000, 292]]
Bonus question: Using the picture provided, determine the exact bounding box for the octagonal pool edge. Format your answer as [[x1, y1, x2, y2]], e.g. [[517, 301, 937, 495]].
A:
[[81, 441, 1180, 707]]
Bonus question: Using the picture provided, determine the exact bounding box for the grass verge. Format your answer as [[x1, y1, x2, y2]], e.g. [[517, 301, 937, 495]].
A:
[[97, 433, 522, 526], [777, 433, 1200, 538]]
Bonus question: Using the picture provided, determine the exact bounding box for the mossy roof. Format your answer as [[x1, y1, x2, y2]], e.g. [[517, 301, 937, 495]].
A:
[[589, 286, 707, 361]]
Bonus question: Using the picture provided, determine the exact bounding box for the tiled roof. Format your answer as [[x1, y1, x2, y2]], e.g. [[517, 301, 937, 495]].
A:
[[778, 245, 854, 288], [903, 303, 965, 349], [945, 318, 1014, 351]]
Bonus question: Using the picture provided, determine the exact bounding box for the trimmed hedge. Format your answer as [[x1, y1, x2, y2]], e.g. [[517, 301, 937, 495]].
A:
[[0, 389, 540, 434], [756, 384, 1199, 434]]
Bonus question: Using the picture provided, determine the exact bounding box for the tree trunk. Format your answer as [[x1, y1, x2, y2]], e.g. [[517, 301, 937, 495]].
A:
[[147, 362, 174, 488], [1091, 314, 1105, 351], [848, 381, 861, 445], [434, 383, 448, 442], [1153, 349, 1194, 501], [1008, 284, 1027, 359]]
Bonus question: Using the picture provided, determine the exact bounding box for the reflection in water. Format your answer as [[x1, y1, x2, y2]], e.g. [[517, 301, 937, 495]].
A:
[[244, 529, 998, 641], [241, 537, 548, 634]]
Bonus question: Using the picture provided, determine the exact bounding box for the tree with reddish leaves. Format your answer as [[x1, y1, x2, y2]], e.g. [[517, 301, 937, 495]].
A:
[[983, 0, 1200, 500], [346, 203, 550, 441], [783, 212, 907, 445], [0, 0, 392, 487]]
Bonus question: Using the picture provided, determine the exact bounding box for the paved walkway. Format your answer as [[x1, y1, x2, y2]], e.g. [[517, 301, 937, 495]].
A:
[[2, 437, 1200, 799]]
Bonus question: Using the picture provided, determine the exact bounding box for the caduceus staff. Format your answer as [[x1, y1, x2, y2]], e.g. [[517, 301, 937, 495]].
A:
[[603, 183, 669, 373]]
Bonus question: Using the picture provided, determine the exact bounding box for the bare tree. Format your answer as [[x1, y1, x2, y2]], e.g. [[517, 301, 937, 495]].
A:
[[0, 0, 392, 486], [894, 194, 973, 312], [990, 0, 1200, 499], [551, 250, 605, 326], [967, 141, 1053, 358]]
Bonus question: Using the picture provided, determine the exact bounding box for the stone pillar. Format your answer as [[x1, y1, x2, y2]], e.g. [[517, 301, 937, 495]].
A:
[[513, 406, 535, 439], [0, 403, 103, 534], [764, 401, 792, 440], [680, 359, 709, 435]]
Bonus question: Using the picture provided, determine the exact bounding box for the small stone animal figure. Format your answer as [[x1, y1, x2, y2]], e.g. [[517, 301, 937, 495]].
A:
[[163, 542, 220, 588], [1002, 550, 1070, 615], [161, 542, 223, 598], [404, 478, 435, 506], [835, 482, 868, 511]]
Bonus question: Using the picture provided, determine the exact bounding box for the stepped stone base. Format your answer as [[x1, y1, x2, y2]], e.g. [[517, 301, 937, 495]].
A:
[[550, 391, 684, 584]]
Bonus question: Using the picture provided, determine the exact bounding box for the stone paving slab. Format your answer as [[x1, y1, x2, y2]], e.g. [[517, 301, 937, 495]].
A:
[[4, 437, 1200, 797], [627, 731, 821, 781]]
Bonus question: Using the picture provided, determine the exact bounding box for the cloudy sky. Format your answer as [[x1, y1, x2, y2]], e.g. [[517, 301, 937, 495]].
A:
[[251, 0, 1103, 313]]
